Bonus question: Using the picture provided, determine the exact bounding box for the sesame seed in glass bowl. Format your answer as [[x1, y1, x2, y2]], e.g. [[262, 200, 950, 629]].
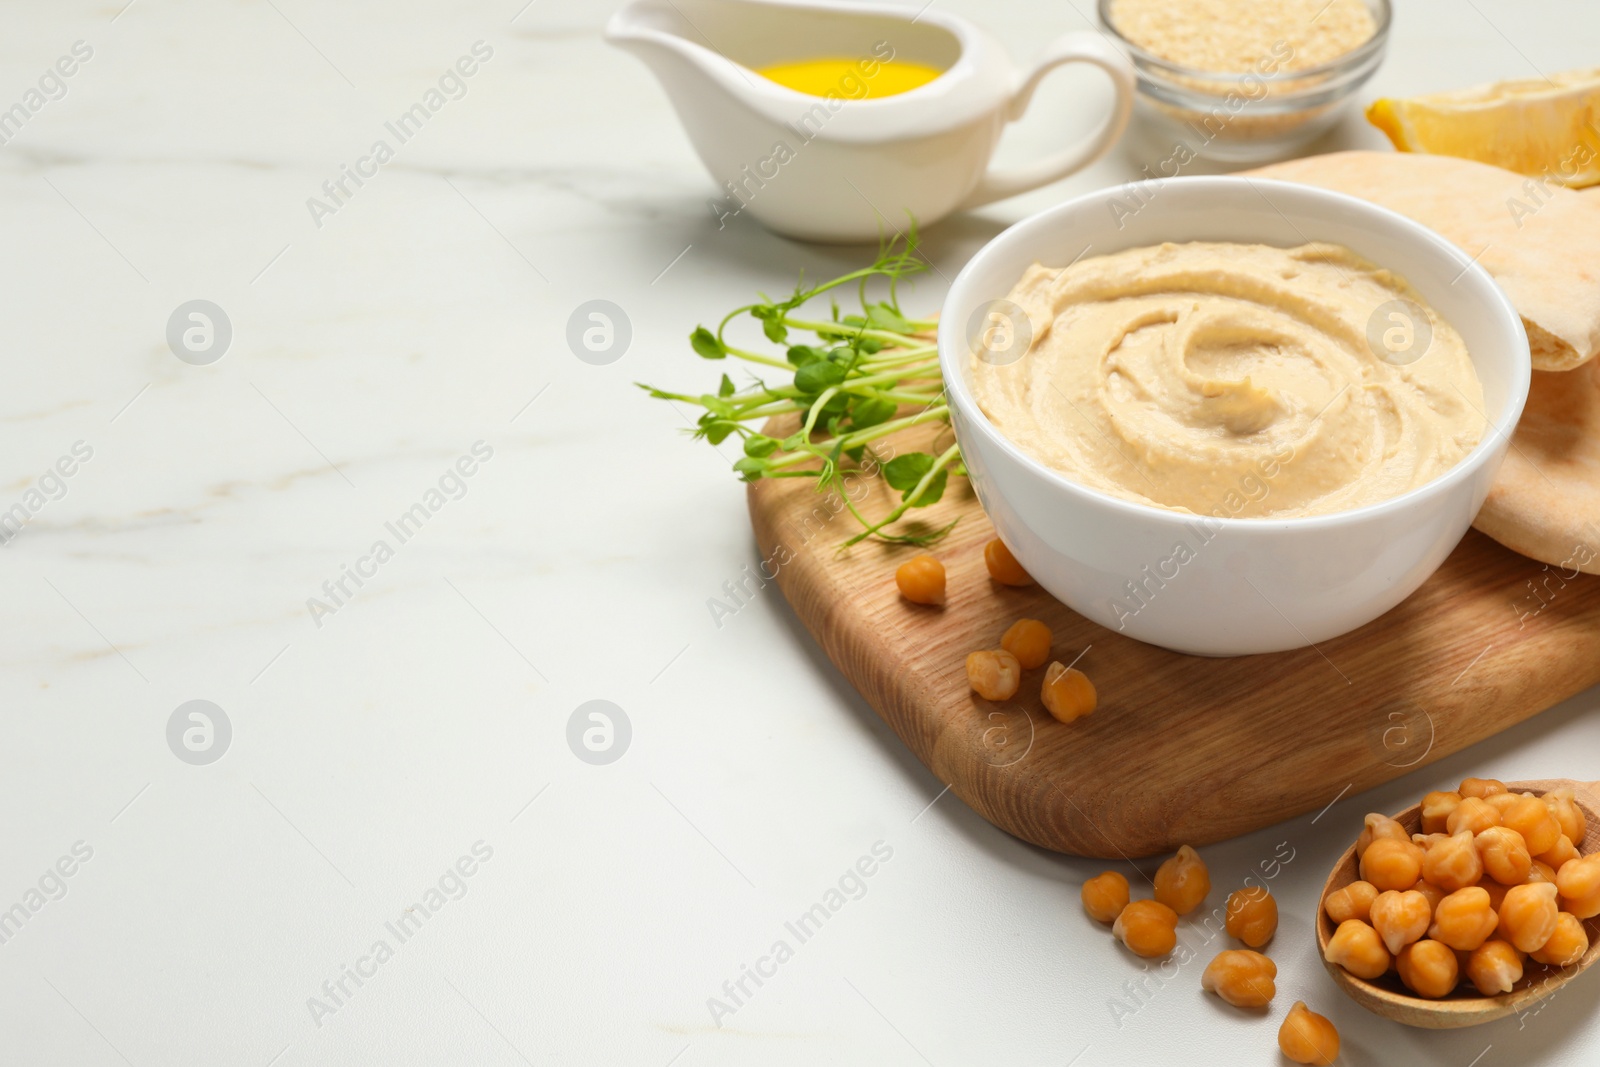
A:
[[1099, 0, 1391, 164]]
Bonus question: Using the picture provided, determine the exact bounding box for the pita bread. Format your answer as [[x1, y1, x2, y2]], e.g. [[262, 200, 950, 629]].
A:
[[1247, 151, 1600, 371], [1246, 151, 1600, 571], [1473, 357, 1600, 575]]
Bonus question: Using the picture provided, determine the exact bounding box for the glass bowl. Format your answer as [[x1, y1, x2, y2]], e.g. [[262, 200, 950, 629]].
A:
[[1097, 0, 1391, 164]]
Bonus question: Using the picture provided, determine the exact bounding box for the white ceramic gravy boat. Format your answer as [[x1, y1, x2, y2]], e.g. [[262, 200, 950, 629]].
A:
[[607, 0, 1135, 242]]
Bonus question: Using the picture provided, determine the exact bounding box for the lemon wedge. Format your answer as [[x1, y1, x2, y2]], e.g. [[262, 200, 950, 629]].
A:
[[1367, 69, 1600, 188]]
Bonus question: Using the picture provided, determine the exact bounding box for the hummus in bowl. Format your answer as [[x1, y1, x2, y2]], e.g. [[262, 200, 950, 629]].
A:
[[972, 241, 1486, 519], [939, 177, 1529, 656]]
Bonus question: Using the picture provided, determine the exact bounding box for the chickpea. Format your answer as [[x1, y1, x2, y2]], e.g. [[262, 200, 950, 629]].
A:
[[1447, 797, 1501, 836], [1224, 886, 1278, 948], [1153, 844, 1210, 915], [1324, 880, 1380, 925], [1397, 939, 1460, 998], [1556, 853, 1600, 902], [1325, 919, 1391, 979], [1499, 882, 1561, 954], [1564, 887, 1600, 920], [1422, 830, 1483, 892], [1529, 860, 1558, 884], [984, 538, 1034, 587], [1421, 791, 1463, 835], [1040, 662, 1096, 724], [1081, 871, 1130, 924], [1278, 1001, 1340, 1066], [1502, 794, 1562, 857], [1476, 825, 1532, 886], [1429, 887, 1500, 951], [1476, 878, 1511, 912], [1201, 949, 1277, 1008], [1460, 777, 1508, 799], [1371, 889, 1433, 956], [1466, 939, 1524, 996], [1530, 911, 1590, 967], [1360, 837, 1422, 892], [966, 649, 1021, 701], [1540, 834, 1580, 873], [1357, 813, 1410, 858], [1544, 788, 1587, 845], [999, 618, 1051, 670], [894, 554, 945, 605], [1484, 792, 1521, 819], [1113, 899, 1178, 958], [1414, 879, 1447, 912]]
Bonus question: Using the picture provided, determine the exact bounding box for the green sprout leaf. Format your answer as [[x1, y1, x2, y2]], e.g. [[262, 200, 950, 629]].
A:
[[793, 359, 847, 395], [849, 396, 897, 430], [865, 302, 916, 334], [691, 326, 725, 359], [752, 306, 789, 344], [733, 456, 768, 481], [882, 452, 948, 505]]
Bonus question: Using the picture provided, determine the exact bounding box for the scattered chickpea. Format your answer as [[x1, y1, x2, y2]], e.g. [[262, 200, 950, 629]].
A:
[[1397, 939, 1460, 998], [1371, 889, 1433, 956], [1422, 830, 1483, 892], [1545, 788, 1587, 845], [1113, 899, 1178, 958], [1324, 880, 1379, 925], [1041, 662, 1096, 724], [1502, 794, 1563, 857], [1466, 939, 1525, 996], [1324, 919, 1391, 980], [983, 538, 1034, 587], [1153, 844, 1211, 916], [1476, 825, 1533, 886], [1556, 853, 1600, 902], [1540, 834, 1580, 873], [1224, 886, 1278, 948], [1278, 1002, 1340, 1066], [1499, 882, 1561, 954], [1357, 813, 1411, 858], [1421, 791, 1463, 835], [1360, 837, 1422, 892], [1460, 777, 1508, 799], [965, 649, 1021, 701], [1530, 911, 1590, 967], [999, 618, 1051, 670], [894, 554, 945, 605], [1201, 949, 1277, 1008], [1447, 796, 1501, 836], [1081, 871, 1130, 924], [1429, 886, 1500, 951]]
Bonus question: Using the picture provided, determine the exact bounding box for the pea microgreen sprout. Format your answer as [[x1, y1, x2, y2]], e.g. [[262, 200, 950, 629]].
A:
[[640, 232, 964, 547]]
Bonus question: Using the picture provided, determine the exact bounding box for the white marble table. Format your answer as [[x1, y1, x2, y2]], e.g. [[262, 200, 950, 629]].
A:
[[2, 1, 1596, 1063]]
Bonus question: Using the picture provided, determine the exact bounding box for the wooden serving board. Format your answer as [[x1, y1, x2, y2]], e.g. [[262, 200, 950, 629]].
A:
[[749, 421, 1600, 859]]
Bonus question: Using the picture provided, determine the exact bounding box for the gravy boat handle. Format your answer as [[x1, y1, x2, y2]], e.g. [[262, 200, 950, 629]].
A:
[[962, 32, 1136, 209]]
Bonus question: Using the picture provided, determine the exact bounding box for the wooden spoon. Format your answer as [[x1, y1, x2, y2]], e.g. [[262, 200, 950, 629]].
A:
[[1316, 778, 1600, 1029]]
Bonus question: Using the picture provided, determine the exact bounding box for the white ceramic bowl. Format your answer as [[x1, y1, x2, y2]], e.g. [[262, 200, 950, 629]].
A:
[[938, 176, 1530, 656]]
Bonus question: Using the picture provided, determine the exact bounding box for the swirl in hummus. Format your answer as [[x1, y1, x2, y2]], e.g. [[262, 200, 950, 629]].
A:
[[972, 242, 1486, 518]]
